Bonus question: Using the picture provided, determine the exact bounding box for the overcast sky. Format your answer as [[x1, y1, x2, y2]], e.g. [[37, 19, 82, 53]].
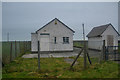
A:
[[2, 2, 118, 41]]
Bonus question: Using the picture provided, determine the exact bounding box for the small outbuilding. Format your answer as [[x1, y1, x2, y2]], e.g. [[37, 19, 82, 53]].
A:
[[31, 18, 75, 52], [87, 23, 120, 50]]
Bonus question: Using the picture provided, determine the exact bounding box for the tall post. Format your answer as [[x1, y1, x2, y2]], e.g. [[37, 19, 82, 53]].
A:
[[103, 40, 105, 61], [83, 23, 87, 69], [100, 40, 105, 63], [38, 41, 40, 70]]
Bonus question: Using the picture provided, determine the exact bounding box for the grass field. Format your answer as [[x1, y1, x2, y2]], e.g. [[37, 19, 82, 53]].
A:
[[2, 41, 120, 78], [2, 57, 119, 78]]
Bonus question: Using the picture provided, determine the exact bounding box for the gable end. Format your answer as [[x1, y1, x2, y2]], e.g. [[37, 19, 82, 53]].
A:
[[36, 18, 75, 33]]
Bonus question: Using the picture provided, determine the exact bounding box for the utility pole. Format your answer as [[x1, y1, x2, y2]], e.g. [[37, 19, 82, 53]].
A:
[[7, 32, 9, 42], [82, 23, 87, 69]]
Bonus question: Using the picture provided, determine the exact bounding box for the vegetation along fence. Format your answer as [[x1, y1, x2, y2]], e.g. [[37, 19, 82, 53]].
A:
[[105, 46, 120, 61], [74, 40, 120, 62], [2, 41, 31, 65]]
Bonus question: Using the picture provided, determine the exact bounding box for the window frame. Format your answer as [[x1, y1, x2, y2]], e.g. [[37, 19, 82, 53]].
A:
[[63, 37, 69, 44]]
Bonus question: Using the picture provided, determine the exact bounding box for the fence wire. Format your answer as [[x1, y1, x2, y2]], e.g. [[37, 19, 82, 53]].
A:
[[73, 40, 103, 64], [2, 41, 31, 65]]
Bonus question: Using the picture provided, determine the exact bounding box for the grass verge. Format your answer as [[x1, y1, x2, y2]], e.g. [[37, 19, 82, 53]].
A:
[[2, 57, 120, 78]]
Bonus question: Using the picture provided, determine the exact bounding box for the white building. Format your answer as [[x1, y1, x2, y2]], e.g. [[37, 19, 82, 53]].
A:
[[87, 23, 120, 50], [31, 18, 75, 52]]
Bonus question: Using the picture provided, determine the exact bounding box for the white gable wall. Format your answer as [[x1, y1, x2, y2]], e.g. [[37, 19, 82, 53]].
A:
[[36, 19, 74, 51], [88, 37, 103, 50], [118, 36, 120, 40], [102, 25, 118, 46]]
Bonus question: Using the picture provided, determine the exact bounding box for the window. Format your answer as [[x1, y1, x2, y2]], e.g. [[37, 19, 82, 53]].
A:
[[54, 37, 56, 44], [63, 37, 69, 44]]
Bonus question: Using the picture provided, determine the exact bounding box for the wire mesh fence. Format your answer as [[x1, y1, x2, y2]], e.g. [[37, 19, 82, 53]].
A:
[[105, 46, 120, 61], [73, 40, 103, 64], [87, 41, 102, 64], [2, 41, 31, 65]]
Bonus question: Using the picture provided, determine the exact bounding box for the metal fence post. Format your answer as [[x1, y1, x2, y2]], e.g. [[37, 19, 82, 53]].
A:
[[38, 41, 40, 70], [102, 40, 105, 61]]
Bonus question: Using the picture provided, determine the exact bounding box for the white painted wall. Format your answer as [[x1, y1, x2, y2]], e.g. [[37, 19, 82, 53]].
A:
[[31, 33, 38, 51], [31, 19, 74, 51], [118, 36, 120, 40], [88, 37, 103, 50], [102, 25, 118, 46]]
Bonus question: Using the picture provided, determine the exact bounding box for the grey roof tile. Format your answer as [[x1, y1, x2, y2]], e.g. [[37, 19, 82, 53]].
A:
[[87, 23, 111, 37]]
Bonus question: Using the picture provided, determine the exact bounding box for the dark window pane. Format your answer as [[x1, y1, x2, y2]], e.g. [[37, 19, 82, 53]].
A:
[[63, 37, 65, 43], [63, 37, 69, 44], [54, 37, 56, 44], [66, 37, 69, 43]]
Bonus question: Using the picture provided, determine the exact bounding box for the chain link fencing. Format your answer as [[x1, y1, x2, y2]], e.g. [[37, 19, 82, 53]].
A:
[[2, 41, 31, 65]]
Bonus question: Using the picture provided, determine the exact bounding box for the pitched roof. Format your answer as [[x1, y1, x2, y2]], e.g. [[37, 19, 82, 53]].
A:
[[87, 23, 120, 38], [36, 18, 75, 33]]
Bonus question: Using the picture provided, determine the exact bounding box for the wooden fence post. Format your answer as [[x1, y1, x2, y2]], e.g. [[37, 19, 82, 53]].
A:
[[38, 41, 40, 70], [102, 40, 105, 61], [86, 52, 92, 64], [10, 42, 12, 62], [70, 48, 83, 69], [82, 23, 87, 69]]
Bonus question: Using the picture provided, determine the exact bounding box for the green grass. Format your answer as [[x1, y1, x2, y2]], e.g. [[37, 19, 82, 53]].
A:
[[2, 57, 119, 78]]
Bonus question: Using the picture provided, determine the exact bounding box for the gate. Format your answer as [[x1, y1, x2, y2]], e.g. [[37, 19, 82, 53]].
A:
[[105, 46, 120, 61]]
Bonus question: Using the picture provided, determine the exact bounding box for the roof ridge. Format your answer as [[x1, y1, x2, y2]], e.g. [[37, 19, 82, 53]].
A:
[[86, 23, 112, 38], [36, 18, 75, 33], [94, 23, 111, 28]]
